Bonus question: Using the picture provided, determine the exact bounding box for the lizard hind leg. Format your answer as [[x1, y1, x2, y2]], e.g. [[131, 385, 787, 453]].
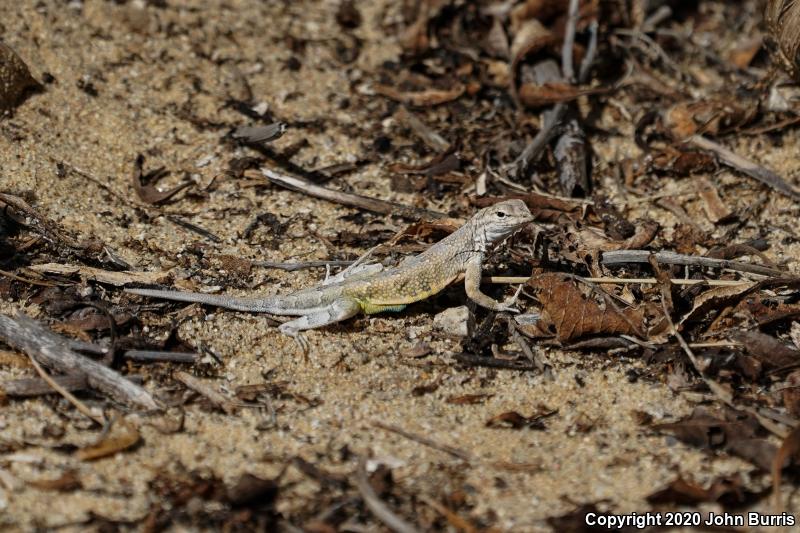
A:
[[277, 297, 362, 344]]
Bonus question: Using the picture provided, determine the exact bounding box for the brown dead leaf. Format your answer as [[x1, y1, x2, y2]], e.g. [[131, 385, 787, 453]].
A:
[[75, 421, 140, 461], [647, 474, 764, 508], [132, 154, 193, 204], [28, 469, 82, 492], [373, 83, 465, 107], [679, 283, 756, 326], [650, 148, 716, 175], [737, 296, 800, 326], [655, 406, 777, 471], [663, 100, 756, 139], [735, 331, 800, 369], [389, 151, 461, 177], [518, 82, 607, 108], [572, 219, 659, 254], [446, 393, 494, 405], [526, 273, 645, 342], [485, 407, 556, 429]]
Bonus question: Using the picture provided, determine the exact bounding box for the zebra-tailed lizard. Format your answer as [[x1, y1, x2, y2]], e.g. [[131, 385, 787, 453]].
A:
[[126, 200, 533, 345]]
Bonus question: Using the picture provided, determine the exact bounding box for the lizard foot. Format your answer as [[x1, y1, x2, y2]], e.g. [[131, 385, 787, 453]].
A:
[[498, 284, 524, 313], [279, 324, 309, 355]]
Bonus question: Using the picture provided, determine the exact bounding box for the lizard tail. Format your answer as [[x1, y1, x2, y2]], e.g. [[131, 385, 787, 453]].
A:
[[125, 288, 287, 314]]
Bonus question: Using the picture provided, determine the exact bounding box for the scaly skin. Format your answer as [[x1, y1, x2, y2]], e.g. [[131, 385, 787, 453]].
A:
[[126, 199, 534, 340]]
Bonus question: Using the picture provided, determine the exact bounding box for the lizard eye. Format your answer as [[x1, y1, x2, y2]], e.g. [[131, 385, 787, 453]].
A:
[[496, 211, 506, 218]]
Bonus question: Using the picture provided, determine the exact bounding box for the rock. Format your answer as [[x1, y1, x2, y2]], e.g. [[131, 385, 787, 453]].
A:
[[433, 305, 469, 337], [0, 42, 40, 112]]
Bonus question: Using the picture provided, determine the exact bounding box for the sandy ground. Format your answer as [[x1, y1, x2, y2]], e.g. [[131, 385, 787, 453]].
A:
[[1, 1, 799, 531]]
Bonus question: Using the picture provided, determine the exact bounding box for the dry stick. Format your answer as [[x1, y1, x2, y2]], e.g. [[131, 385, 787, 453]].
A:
[[373, 421, 473, 461], [355, 456, 420, 533], [262, 168, 446, 221], [0, 313, 159, 410], [2, 374, 89, 396], [123, 351, 197, 364], [0, 268, 60, 287], [688, 135, 800, 202], [395, 106, 450, 152], [488, 276, 754, 287], [561, 0, 580, 81], [601, 250, 786, 277], [26, 353, 104, 425], [251, 259, 354, 271], [2, 374, 144, 397], [174, 371, 237, 415]]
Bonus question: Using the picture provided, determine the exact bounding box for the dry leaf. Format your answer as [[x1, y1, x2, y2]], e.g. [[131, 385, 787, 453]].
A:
[[373, 83, 465, 107], [28, 470, 82, 492], [663, 100, 755, 139], [526, 273, 644, 342], [75, 421, 140, 461], [735, 331, 800, 369], [132, 154, 193, 204], [647, 475, 764, 507], [485, 408, 556, 429], [518, 82, 605, 108], [447, 393, 494, 405]]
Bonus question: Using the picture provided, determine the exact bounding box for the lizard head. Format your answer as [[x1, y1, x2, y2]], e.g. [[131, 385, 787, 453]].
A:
[[479, 199, 534, 244]]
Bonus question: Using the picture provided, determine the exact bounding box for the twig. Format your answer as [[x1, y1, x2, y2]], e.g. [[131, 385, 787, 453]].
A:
[[687, 134, 800, 202], [395, 106, 450, 152], [488, 276, 755, 287], [0, 268, 60, 287], [453, 352, 540, 371], [26, 353, 104, 425], [0, 313, 159, 410], [561, 0, 580, 82], [251, 259, 354, 271], [372, 421, 473, 461], [355, 456, 420, 533], [124, 351, 197, 364], [2, 374, 143, 397], [2, 374, 88, 396], [262, 168, 446, 220], [509, 320, 548, 372], [166, 216, 222, 243], [174, 371, 237, 414], [601, 250, 786, 277], [27, 263, 170, 286]]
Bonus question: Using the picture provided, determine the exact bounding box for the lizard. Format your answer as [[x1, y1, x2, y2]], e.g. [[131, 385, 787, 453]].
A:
[[125, 199, 534, 344]]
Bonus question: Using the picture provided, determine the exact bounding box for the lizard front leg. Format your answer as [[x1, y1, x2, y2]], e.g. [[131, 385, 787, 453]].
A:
[[464, 256, 521, 312]]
